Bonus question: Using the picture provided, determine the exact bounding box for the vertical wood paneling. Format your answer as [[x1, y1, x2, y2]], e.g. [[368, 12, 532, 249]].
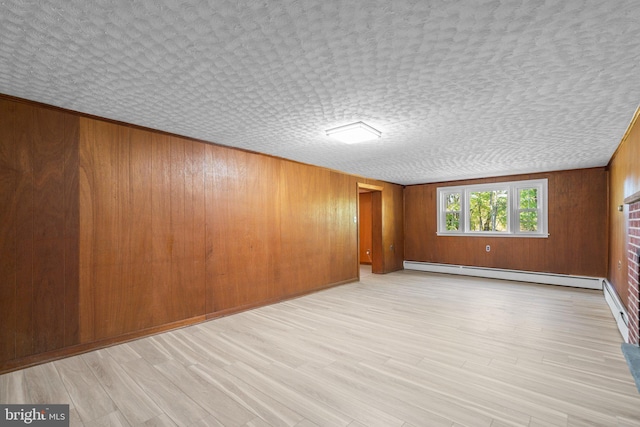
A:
[[609, 163, 627, 307], [207, 145, 236, 311], [181, 139, 206, 318], [31, 107, 66, 353], [245, 153, 281, 303], [403, 169, 607, 277], [92, 122, 129, 339], [128, 128, 154, 331], [329, 172, 357, 283], [116, 125, 132, 333], [547, 169, 608, 275], [358, 179, 405, 275], [0, 99, 18, 362], [206, 147, 281, 312], [82, 120, 130, 339], [359, 192, 373, 264], [382, 183, 405, 273], [204, 144, 219, 314], [169, 136, 187, 321], [404, 184, 429, 263], [608, 108, 640, 310], [1, 94, 405, 373], [371, 191, 383, 274], [13, 102, 35, 358], [0, 97, 80, 365], [278, 162, 331, 295], [78, 117, 96, 344], [64, 114, 80, 347], [150, 132, 172, 327], [170, 138, 205, 320]]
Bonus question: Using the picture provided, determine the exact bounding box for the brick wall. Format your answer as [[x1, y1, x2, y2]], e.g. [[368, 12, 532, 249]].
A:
[[628, 201, 640, 344]]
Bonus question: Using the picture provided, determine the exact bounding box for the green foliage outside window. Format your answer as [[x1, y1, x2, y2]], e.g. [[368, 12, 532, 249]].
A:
[[445, 193, 460, 231], [469, 190, 508, 232], [519, 188, 538, 231], [438, 179, 546, 236], [519, 188, 538, 209]]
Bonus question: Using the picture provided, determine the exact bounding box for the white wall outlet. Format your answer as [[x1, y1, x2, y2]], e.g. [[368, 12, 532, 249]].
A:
[[486, 245, 490, 252]]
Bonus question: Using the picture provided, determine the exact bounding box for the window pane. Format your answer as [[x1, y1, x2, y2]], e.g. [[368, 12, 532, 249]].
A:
[[445, 193, 460, 211], [519, 211, 538, 232], [446, 212, 460, 231], [469, 190, 508, 232], [519, 188, 538, 209]]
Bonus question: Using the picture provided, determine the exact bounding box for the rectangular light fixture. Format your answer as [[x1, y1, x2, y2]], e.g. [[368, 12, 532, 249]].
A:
[[325, 121, 382, 144]]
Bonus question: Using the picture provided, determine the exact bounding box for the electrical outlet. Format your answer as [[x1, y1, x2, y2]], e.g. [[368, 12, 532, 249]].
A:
[[486, 245, 490, 252]]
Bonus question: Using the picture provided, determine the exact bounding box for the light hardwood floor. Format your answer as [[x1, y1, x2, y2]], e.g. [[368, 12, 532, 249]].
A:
[[2, 267, 640, 426]]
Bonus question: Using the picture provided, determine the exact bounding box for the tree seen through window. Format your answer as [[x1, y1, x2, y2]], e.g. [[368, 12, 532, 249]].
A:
[[469, 190, 508, 232], [519, 188, 538, 232], [445, 193, 460, 231]]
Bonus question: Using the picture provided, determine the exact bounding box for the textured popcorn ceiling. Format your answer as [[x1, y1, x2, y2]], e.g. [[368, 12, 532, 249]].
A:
[[1, 0, 639, 185]]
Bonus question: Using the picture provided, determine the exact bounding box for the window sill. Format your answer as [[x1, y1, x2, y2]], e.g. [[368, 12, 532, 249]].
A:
[[436, 232, 549, 238]]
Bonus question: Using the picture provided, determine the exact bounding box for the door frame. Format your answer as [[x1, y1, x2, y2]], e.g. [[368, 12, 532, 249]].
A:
[[357, 183, 383, 278]]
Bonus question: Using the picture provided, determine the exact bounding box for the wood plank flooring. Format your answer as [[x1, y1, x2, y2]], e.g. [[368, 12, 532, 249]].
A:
[[2, 267, 640, 426]]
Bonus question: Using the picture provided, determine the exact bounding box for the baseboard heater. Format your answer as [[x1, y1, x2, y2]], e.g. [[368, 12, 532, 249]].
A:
[[603, 279, 630, 343], [403, 261, 602, 290]]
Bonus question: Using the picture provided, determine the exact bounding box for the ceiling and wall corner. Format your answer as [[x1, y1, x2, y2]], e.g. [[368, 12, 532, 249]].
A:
[[0, 0, 639, 185]]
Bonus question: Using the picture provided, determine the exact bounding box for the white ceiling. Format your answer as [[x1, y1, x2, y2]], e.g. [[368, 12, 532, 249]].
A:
[[1, 0, 639, 185]]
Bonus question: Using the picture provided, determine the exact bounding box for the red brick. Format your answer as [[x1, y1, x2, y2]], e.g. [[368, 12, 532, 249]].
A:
[[627, 208, 640, 345]]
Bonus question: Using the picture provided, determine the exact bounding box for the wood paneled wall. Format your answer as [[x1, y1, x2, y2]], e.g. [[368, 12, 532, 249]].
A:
[[79, 121, 209, 342], [608, 107, 640, 310], [0, 98, 80, 364], [404, 168, 608, 278], [382, 182, 405, 272], [359, 192, 373, 264], [0, 95, 403, 373]]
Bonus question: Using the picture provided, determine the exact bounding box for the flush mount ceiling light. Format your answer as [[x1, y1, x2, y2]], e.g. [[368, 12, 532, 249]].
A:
[[325, 121, 382, 144]]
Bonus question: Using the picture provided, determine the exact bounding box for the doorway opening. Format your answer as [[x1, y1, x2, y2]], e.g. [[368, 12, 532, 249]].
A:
[[357, 183, 383, 277]]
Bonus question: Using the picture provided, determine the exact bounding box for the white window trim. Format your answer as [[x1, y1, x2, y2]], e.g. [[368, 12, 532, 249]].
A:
[[437, 179, 548, 238]]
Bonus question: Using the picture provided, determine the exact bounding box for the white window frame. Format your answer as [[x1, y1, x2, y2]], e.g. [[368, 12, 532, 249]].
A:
[[437, 179, 548, 237]]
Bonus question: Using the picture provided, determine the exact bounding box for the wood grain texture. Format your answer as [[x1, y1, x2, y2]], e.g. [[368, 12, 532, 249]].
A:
[[404, 168, 608, 277], [0, 96, 80, 365], [31, 106, 66, 354], [358, 192, 372, 264], [169, 136, 206, 321], [80, 124, 208, 339], [90, 120, 130, 340], [0, 94, 404, 373], [358, 179, 404, 274], [78, 117, 97, 345], [1, 268, 639, 426], [329, 172, 358, 284], [63, 115, 80, 348], [371, 191, 383, 274], [608, 107, 640, 310], [0, 98, 19, 363], [206, 146, 281, 312], [382, 182, 405, 273], [77, 115, 399, 338], [128, 128, 155, 331], [13, 101, 35, 359], [278, 161, 332, 294]]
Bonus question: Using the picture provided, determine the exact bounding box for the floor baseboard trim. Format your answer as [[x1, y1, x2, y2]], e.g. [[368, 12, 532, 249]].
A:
[[604, 279, 630, 343], [403, 261, 602, 290]]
